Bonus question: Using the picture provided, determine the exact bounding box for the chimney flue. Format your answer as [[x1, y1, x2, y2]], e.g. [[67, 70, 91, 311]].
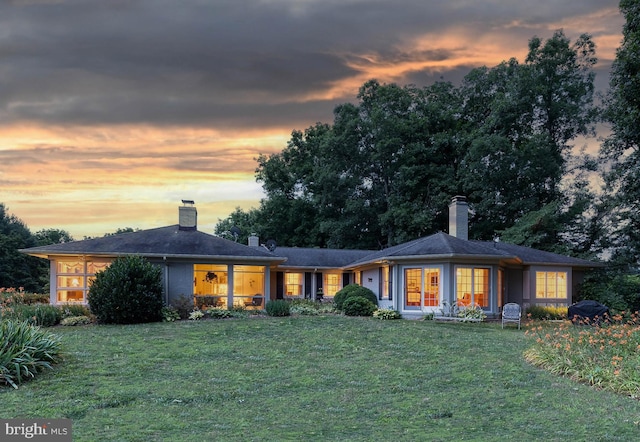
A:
[[449, 196, 468, 240], [179, 200, 197, 231]]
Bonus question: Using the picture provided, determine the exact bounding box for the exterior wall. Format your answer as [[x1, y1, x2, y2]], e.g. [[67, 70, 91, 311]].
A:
[[166, 262, 194, 305], [525, 265, 572, 308], [505, 268, 524, 307]]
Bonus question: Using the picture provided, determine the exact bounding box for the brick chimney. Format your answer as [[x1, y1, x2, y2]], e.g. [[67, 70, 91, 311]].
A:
[[179, 200, 197, 231], [448, 196, 468, 240]]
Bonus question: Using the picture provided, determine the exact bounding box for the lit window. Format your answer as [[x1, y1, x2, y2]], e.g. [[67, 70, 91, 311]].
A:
[[285, 273, 303, 297], [233, 265, 265, 308], [536, 272, 567, 299], [456, 267, 489, 307], [403, 267, 440, 309], [379, 266, 390, 300], [56, 259, 111, 303], [324, 273, 341, 297]]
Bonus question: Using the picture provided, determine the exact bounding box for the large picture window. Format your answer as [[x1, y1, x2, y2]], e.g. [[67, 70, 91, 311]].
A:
[[456, 267, 489, 308], [536, 272, 567, 299], [56, 259, 111, 303]]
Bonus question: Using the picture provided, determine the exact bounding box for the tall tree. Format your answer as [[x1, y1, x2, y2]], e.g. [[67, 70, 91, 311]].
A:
[[461, 31, 597, 241], [0, 204, 43, 291], [601, 0, 640, 268]]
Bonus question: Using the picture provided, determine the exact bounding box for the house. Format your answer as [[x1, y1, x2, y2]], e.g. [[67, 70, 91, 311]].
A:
[[21, 197, 600, 317]]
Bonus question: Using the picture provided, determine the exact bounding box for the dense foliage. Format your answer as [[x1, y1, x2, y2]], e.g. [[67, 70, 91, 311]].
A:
[[342, 296, 377, 316], [601, 0, 640, 270], [334, 284, 378, 311], [216, 31, 600, 255], [88, 255, 164, 324], [0, 319, 62, 389], [265, 299, 291, 317]]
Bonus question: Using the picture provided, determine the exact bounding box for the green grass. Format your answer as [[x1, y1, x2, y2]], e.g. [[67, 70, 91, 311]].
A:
[[2, 316, 640, 441]]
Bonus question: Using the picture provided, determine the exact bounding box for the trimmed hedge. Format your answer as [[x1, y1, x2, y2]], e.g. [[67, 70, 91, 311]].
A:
[[334, 285, 378, 311]]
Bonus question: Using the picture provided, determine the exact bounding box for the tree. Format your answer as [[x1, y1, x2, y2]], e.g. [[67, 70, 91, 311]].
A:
[[601, 0, 640, 268], [0, 204, 43, 291], [34, 228, 73, 246], [460, 31, 598, 241]]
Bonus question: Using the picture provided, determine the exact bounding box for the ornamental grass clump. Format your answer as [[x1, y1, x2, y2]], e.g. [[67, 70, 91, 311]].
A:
[[0, 320, 62, 389], [524, 312, 640, 397]]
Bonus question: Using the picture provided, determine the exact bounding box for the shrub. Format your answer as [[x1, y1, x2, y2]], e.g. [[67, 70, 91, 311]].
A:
[[343, 297, 377, 316], [17, 292, 50, 305], [60, 304, 92, 318], [265, 300, 290, 317], [161, 306, 180, 322], [291, 303, 319, 316], [60, 315, 92, 326], [189, 310, 205, 321], [1, 304, 62, 327], [526, 305, 567, 321], [0, 320, 62, 389], [458, 305, 487, 322], [170, 294, 194, 320], [338, 287, 378, 312], [334, 284, 362, 310], [373, 308, 402, 320], [88, 255, 163, 324], [206, 308, 233, 319]]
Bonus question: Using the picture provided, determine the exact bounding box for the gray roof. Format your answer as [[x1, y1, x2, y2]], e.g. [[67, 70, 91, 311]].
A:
[[273, 247, 373, 269], [21, 225, 285, 263], [477, 241, 602, 267], [346, 232, 514, 267]]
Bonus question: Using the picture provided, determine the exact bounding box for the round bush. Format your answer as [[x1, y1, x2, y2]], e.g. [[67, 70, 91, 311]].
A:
[[343, 297, 377, 316], [88, 255, 163, 324], [334, 284, 364, 310]]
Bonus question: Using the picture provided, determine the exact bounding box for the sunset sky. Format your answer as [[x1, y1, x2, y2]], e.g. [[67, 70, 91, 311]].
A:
[[0, 0, 625, 239]]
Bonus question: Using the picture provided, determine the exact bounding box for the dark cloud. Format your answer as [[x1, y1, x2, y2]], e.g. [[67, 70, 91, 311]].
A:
[[0, 0, 623, 128]]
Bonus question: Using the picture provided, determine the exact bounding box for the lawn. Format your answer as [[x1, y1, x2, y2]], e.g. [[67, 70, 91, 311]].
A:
[[2, 316, 640, 441]]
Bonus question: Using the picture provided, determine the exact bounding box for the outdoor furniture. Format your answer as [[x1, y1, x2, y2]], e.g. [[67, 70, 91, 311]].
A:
[[502, 303, 521, 329], [244, 295, 263, 307]]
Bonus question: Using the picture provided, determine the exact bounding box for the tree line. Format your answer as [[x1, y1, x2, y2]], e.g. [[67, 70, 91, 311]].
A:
[[217, 30, 601, 254], [217, 2, 640, 278]]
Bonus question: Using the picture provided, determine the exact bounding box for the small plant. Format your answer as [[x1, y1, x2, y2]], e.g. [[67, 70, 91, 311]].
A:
[[61, 304, 92, 318], [161, 306, 181, 322], [265, 300, 290, 317], [423, 312, 435, 321], [188, 310, 205, 320], [373, 308, 401, 320], [458, 305, 486, 322], [170, 294, 195, 320], [206, 308, 233, 319], [290, 301, 320, 316], [0, 320, 62, 389], [343, 297, 376, 316], [60, 315, 92, 326]]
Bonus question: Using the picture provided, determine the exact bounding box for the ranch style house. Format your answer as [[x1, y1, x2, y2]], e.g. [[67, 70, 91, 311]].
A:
[[21, 197, 600, 318]]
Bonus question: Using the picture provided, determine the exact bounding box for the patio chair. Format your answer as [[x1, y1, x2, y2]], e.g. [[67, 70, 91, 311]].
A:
[[244, 295, 263, 307], [502, 303, 521, 329]]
